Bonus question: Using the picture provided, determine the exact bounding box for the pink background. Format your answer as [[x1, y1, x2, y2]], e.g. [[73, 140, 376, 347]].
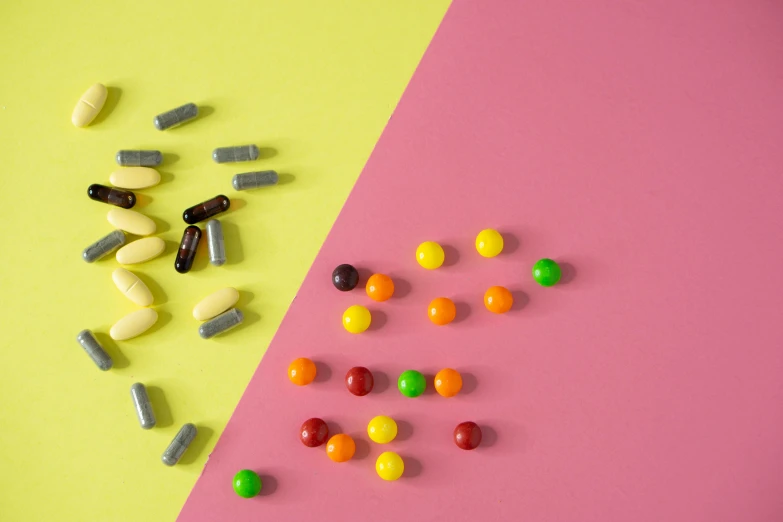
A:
[[179, 1, 783, 520]]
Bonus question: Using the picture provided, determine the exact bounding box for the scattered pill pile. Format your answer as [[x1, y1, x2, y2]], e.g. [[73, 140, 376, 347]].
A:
[[71, 82, 281, 467]]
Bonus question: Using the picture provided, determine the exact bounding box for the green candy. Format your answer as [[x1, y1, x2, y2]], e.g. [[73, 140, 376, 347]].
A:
[[532, 258, 561, 287], [398, 370, 426, 398], [233, 469, 262, 498]]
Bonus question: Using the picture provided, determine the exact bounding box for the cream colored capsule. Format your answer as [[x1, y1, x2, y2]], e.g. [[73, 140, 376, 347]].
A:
[[112, 268, 153, 307], [107, 208, 156, 236], [72, 83, 107, 127], [109, 167, 161, 189], [193, 287, 240, 321], [116, 237, 165, 265], [110, 308, 158, 341]]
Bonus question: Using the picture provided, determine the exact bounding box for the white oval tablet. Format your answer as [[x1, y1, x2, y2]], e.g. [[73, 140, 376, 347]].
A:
[[116, 237, 165, 265], [109, 167, 161, 189], [72, 83, 107, 127], [107, 208, 156, 236], [110, 308, 158, 341], [193, 287, 240, 321], [112, 268, 153, 307]]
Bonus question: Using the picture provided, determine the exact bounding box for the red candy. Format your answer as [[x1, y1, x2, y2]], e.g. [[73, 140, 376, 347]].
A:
[[345, 366, 374, 396], [300, 418, 329, 447], [453, 421, 482, 450]]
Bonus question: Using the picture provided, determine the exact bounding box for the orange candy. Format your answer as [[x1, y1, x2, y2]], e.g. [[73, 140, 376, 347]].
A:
[[326, 434, 356, 462], [288, 357, 317, 386], [484, 286, 513, 314], [428, 297, 456, 325], [434, 368, 463, 397], [366, 273, 395, 302]]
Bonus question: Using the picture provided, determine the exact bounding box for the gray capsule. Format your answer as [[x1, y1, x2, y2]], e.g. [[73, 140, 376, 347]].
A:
[[130, 383, 156, 429], [232, 170, 279, 191], [162, 423, 197, 466], [76, 330, 113, 371], [154, 103, 198, 130], [116, 150, 163, 167], [212, 144, 260, 163], [206, 219, 226, 266], [82, 230, 126, 262], [199, 308, 244, 339]]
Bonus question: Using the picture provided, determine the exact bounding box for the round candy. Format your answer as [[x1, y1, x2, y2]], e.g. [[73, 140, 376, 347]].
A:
[[376, 451, 404, 481], [233, 469, 262, 498], [416, 241, 445, 270], [366, 273, 394, 302], [453, 421, 482, 450], [367, 415, 397, 444], [532, 258, 561, 287], [428, 297, 456, 325], [397, 370, 426, 398], [475, 229, 504, 257], [484, 286, 513, 314], [326, 434, 356, 462], [342, 305, 371, 334], [288, 357, 317, 386], [434, 368, 462, 397], [332, 264, 359, 291], [345, 366, 374, 396], [300, 417, 329, 447]]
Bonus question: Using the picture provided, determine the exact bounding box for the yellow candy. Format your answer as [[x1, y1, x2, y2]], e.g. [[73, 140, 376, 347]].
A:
[[376, 451, 404, 481], [342, 305, 371, 334], [416, 241, 445, 269], [475, 229, 504, 257], [367, 415, 397, 444]]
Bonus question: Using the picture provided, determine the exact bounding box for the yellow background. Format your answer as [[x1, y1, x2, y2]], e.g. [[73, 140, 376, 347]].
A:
[[0, 1, 448, 520]]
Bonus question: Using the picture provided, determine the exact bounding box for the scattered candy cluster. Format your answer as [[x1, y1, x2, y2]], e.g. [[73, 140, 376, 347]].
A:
[[71, 82, 279, 466], [233, 230, 563, 497]]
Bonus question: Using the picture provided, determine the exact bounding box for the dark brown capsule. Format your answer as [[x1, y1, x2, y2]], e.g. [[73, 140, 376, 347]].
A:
[[87, 184, 136, 209], [183, 195, 230, 224], [175, 226, 201, 273]]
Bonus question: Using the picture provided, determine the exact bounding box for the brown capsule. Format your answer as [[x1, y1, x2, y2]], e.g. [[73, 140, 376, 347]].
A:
[[183, 195, 230, 224], [175, 226, 201, 273], [87, 184, 135, 209]]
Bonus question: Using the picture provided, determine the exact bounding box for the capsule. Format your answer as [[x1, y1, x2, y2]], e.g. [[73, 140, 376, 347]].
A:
[[116, 150, 163, 167], [199, 308, 244, 339], [76, 329, 113, 371], [154, 103, 198, 130], [88, 184, 136, 208], [162, 423, 197, 466], [183, 195, 230, 224], [82, 230, 126, 263], [175, 226, 201, 274], [232, 171, 278, 191], [212, 145, 259, 163], [130, 383, 156, 429], [206, 219, 226, 266]]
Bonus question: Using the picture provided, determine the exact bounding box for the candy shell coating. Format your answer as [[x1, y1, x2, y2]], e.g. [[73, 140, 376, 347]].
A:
[[367, 415, 397, 444], [376, 451, 404, 481], [342, 305, 371, 334], [415, 241, 445, 269]]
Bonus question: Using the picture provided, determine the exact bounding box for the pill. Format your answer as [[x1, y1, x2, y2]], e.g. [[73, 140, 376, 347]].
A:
[[484, 286, 513, 313], [476, 229, 504, 257], [428, 297, 456, 325], [192, 287, 239, 321], [154, 103, 198, 130], [398, 370, 426, 398], [345, 366, 374, 396], [434, 368, 463, 397], [532, 258, 562, 286], [116, 237, 165, 265], [416, 241, 445, 269], [183, 195, 230, 224], [130, 383, 156, 429], [376, 451, 404, 481], [367, 415, 397, 444], [112, 268, 153, 307], [288, 357, 316, 386], [110, 308, 158, 341], [206, 219, 226, 266], [76, 329, 112, 371], [116, 150, 163, 167], [82, 230, 126, 263], [72, 83, 107, 127], [366, 273, 394, 302], [231, 171, 278, 191], [88, 184, 135, 209], [300, 417, 329, 448], [233, 469, 263, 498], [198, 308, 243, 339], [175, 226, 201, 274], [212, 145, 259, 164], [454, 421, 482, 450], [109, 167, 161, 189], [342, 305, 371, 334], [107, 208, 156, 236], [162, 423, 197, 466], [326, 434, 356, 463]]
